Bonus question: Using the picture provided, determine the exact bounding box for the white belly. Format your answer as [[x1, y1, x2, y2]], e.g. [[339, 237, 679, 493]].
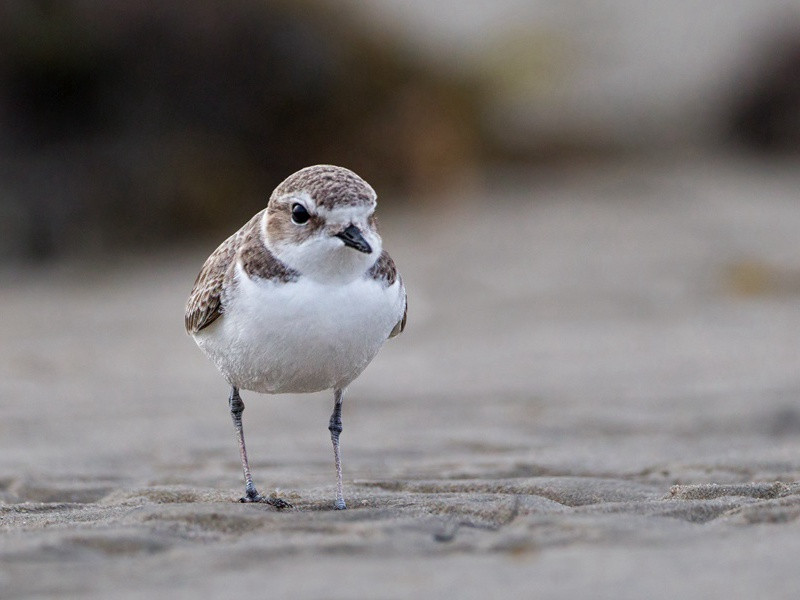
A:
[[193, 267, 405, 394]]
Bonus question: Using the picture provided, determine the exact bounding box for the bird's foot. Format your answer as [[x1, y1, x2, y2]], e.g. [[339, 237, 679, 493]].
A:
[[239, 488, 293, 509], [334, 498, 347, 510]]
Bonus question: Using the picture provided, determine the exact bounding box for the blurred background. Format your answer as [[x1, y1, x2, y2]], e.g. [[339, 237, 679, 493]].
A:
[[4, 3, 800, 596], [0, 0, 798, 261]]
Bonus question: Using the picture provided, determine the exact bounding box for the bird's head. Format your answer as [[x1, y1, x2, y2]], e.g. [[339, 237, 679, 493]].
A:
[[265, 165, 382, 283]]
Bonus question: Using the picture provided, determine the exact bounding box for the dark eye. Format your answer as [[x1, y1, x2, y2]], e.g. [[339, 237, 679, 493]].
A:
[[291, 203, 310, 224]]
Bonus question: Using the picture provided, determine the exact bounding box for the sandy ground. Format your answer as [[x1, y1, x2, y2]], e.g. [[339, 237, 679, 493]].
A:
[[2, 156, 800, 599]]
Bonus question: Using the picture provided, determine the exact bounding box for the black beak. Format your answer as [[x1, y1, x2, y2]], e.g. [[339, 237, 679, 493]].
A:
[[335, 224, 372, 254]]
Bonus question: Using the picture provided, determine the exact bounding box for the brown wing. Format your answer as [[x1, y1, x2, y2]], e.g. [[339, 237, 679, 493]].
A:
[[185, 210, 298, 334], [389, 293, 407, 338], [184, 232, 239, 334], [367, 250, 407, 338]]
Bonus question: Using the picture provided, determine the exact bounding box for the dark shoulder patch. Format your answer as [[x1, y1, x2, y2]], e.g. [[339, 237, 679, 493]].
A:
[[368, 250, 405, 337], [238, 211, 299, 282], [366, 250, 398, 286], [185, 210, 299, 335]]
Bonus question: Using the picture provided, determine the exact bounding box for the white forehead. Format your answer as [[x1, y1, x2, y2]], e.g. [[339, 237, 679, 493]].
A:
[[282, 191, 376, 225], [280, 191, 313, 208], [316, 202, 375, 226]]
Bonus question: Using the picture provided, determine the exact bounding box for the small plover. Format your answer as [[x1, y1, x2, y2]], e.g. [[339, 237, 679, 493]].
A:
[[185, 165, 406, 510]]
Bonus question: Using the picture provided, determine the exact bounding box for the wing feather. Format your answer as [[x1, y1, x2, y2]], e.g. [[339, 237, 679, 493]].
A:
[[184, 233, 238, 334], [367, 250, 407, 338], [185, 210, 298, 334], [389, 294, 407, 338]]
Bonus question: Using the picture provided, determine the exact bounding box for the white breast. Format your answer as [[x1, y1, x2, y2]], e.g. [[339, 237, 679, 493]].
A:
[[193, 264, 405, 394]]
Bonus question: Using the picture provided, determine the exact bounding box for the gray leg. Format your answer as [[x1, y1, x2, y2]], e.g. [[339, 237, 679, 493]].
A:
[[229, 386, 290, 508], [329, 388, 346, 510]]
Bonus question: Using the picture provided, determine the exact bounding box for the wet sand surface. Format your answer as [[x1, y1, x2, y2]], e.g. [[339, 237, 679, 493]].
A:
[[2, 157, 800, 598]]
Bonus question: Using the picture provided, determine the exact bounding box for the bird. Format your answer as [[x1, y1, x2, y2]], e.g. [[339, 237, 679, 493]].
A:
[[185, 165, 406, 510]]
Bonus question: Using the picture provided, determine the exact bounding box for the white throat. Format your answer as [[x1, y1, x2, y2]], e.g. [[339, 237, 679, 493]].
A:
[[266, 201, 382, 284], [272, 238, 381, 284]]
